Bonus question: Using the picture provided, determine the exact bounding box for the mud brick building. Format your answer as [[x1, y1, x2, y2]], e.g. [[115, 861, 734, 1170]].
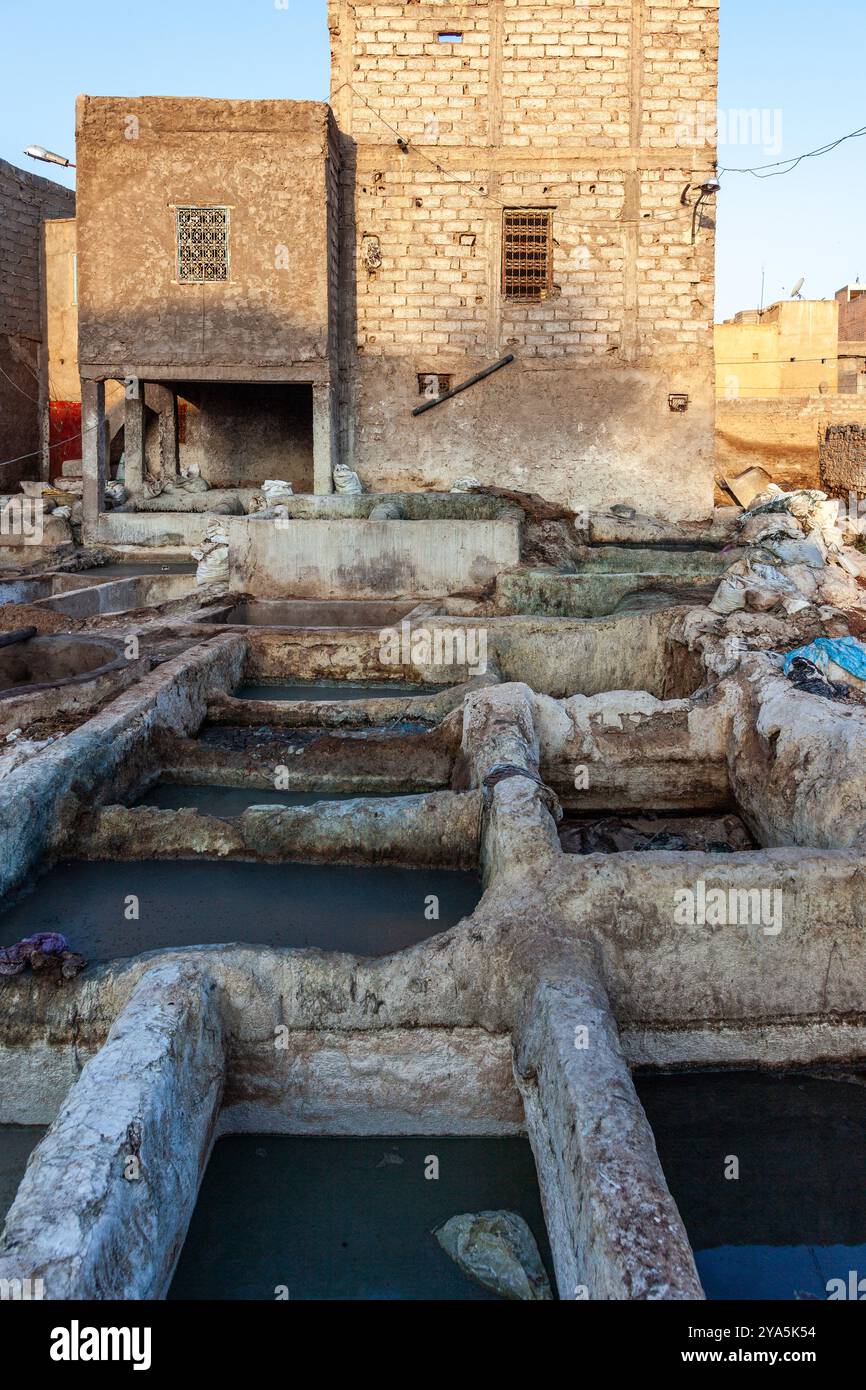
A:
[[0, 158, 75, 489], [74, 0, 719, 530], [329, 0, 719, 518]]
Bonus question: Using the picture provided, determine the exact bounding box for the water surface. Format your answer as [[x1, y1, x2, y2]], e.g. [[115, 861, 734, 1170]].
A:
[[169, 1135, 552, 1301], [0, 860, 482, 963], [637, 1070, 866, 1300], [137, 783, 411, 814], [0, 1125, 46, 1224], [237, 681, 446, 702]]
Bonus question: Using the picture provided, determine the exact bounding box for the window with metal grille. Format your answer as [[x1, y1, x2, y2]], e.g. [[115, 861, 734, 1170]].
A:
[[502, 208, 552, 301], [175, 206, 230, 283]]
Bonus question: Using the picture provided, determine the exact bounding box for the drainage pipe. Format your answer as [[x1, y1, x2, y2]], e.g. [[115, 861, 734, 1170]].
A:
[[411, 354, 515, 416]]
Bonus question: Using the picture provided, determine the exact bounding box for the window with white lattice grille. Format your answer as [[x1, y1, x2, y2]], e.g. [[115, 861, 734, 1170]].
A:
[[502, 208, 553, 301], [175, 206, 230, 283]]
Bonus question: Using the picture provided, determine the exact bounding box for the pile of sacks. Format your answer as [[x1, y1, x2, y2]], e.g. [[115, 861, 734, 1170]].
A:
[[710, 485, 866, 619], [191, 520, 230, 586], [248, 478, 293, 521], [143, 462, 210, 500]]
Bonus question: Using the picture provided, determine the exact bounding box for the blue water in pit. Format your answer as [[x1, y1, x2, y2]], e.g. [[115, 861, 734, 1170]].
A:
[[636, 1070, 866, 1301]]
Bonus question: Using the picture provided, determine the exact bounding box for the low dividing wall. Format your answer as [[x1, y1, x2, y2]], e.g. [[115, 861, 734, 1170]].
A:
[[226, 516, 521, 599]]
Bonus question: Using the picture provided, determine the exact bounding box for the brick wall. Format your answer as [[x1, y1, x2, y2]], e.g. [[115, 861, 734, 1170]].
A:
[[0, 157, 75, 487], [329, 0, 719, 521], [837, 288, 866, 342]]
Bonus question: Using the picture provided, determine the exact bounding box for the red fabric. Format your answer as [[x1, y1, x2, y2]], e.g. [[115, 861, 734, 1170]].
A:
[[48, 400, 82, 481]]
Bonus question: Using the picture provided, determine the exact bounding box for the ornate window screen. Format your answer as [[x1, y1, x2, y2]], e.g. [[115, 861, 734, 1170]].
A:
[[502, 208, 552, 301], [175, 206, 230, 283]]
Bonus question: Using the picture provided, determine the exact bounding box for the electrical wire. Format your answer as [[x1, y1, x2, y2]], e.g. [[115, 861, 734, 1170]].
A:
[[719, 122, 866, 178], [0, 362, 40, 405], [716, 355, 853, 367], [331, 79, 511, 213]]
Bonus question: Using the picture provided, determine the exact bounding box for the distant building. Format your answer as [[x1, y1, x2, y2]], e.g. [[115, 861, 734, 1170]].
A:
[[836, 284, 866, 396], [837, 283, 866, 341], [0, 158, 74, 491], [714, 300, 839, 400]]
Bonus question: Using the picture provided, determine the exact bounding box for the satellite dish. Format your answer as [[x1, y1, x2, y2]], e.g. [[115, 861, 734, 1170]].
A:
[[791, 277, 805, 299]]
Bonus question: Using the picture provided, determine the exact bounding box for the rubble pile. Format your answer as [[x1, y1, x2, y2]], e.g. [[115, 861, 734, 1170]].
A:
[[710, 486, 866, 620]]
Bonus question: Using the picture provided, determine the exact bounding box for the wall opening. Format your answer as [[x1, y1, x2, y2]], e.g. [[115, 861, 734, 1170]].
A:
[[169, 382, 314, 491]]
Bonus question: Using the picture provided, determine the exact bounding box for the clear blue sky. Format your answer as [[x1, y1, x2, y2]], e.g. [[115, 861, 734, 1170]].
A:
[[1, 0, 862, 320]]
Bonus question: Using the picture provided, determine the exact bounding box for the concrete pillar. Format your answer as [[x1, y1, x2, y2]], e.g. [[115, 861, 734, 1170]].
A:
[[124, 381, 146, 493], [81, 379, 106, 543], [159, 389, 179, 481], [146, 384, 179, 481], [312, 382, 334, 494]]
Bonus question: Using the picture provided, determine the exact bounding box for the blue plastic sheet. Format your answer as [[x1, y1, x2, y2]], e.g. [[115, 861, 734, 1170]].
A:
[[783, 636, 866, 682]]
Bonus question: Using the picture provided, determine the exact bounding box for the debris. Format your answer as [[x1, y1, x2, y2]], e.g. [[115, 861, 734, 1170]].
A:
[[434, 1211, 553, 1301], [710, 483, 866, 623], [0, 603, 82, 635], [559, 813, 755, 855], [709, 573, 748, 615], [784, 656, 858, 703], [450, 476, 482, 493], [710, 556, 810, 617], [0, 932, 86, 980], [783, 636, 866, 691], [721, 466, 774, 508], [105, 481, 127, 505]]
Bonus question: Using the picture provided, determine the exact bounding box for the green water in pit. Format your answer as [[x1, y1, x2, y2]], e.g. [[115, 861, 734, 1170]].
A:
[[236, 681, 447, 702], [0, 861, 482, 963], [636, 1070, 866, 1301], [169, 1136, 553, 1301], [0, 1126, 46, 1224]]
